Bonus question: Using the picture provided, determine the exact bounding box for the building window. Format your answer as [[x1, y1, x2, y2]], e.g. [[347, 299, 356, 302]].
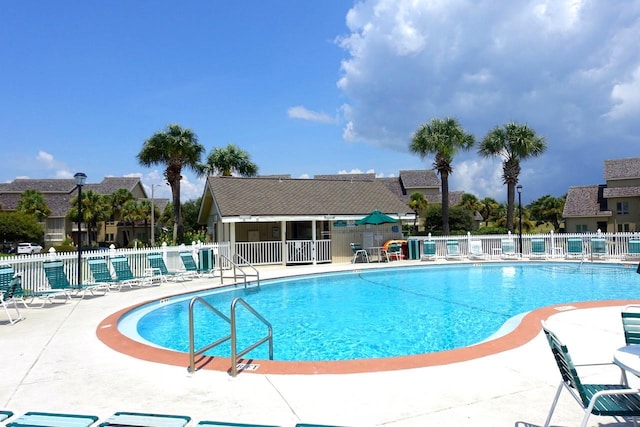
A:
[[576, 224, 588, 232], [618, 223, 631, 232], [617, 201, 629, 215]]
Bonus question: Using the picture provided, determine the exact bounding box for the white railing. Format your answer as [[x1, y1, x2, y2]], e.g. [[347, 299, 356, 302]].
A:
[[4, 232, 640, 295], [409, 231, 640, 260], [3, 242, 230, 295], [236, 241, 282, 265], [235, 239, 332, 265], [285, 240, 332, 265]]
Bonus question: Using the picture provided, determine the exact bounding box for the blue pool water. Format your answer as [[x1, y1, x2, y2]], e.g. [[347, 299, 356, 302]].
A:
[[121, 263, 638, 362]]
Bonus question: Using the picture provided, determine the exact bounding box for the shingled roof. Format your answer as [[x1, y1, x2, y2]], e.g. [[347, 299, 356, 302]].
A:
[[563, 185, 612, 218], [205, 176, 412, 218], [399, 170, 440, 188], [604, 157, 640, 180], [0, 177, 144, 217]]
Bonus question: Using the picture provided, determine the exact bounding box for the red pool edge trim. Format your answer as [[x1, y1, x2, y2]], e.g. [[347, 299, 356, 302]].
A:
[[96, 299, 640, 375]]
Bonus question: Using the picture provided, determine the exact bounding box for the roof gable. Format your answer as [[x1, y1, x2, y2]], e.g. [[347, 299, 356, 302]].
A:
[[563, 185, 611, 217]]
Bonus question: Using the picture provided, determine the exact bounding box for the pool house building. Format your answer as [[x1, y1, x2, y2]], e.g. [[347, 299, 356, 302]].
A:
[[198, 175, 418, 265]]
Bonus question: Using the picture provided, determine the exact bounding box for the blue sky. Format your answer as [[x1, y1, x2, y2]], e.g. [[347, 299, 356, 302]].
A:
[[2, 1, 639, 205]]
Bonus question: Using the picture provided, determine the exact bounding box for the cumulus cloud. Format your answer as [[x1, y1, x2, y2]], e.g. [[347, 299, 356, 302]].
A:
[[287, 106, 336, 124], [336, 0, 640, 200], [36, 151, 73, 178]]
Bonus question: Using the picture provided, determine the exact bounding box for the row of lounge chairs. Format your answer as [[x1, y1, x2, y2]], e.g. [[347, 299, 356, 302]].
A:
[[419, 237, 640, 261], [1, 252, 215, 325], [0, 410, 344, 427]]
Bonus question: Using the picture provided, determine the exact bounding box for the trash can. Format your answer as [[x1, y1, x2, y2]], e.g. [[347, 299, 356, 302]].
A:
[[408, 238, 420, 260]]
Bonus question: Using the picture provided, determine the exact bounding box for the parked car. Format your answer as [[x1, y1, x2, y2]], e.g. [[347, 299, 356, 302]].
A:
[[17, 242, 43, 254], [1, 242, 15, 254]]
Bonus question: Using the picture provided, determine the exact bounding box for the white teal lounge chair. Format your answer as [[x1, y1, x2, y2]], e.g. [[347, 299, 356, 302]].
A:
[[468, 239, 487, 260], [0, 410, 13, 422], [565, 238, 584, 259], [99, 411, 191, 427], [445, 239, 462, 260], [43, 259, 108, 298], [87, 257, 118, 290], [621, 305, 640, 346], [179, 251, 205, 277], [147, 253, 189, 282], [6, 411, 98, 427], [421, 240, 436, 261], [624, 240, 640, 261], [1, 275, 25, 325], [541, 322, 640, 427], [110, 255, 151, 290], [591, 238, 608, 260], [350, 243, 369, 263], [500, 239, 518, 259], [530, 238, 547, 259]]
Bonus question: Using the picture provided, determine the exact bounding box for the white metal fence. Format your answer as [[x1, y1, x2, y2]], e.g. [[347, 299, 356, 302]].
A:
[[4, 232, 640, 295], [4, 242, 230, 295], [235, 240, 332, 265], [409, 231, 640, 261]]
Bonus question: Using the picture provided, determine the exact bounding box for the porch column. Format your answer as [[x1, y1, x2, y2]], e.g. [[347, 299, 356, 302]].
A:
[[229, 223, 236, 260], [311, 219, 317, 265], [280, 220, 287, 266]]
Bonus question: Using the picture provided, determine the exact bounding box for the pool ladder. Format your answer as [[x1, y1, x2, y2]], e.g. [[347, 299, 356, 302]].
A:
[[219, 253, 260, 290], [187, 296, 273, 377]]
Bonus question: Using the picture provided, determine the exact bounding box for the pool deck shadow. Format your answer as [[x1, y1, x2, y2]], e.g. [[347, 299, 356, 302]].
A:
[[2, 260, 640, 427]]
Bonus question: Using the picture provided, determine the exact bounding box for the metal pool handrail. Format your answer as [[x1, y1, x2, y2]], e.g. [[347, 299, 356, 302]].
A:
[[219, 253, 260, 290], [187, 296, 273, 377], [230, 297, 273, 377]]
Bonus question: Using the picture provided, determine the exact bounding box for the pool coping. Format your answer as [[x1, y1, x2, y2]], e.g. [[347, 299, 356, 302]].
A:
[[96, 262, 640, 375]]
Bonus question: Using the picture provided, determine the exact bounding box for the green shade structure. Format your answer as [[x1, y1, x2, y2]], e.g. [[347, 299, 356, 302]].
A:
[[355, 210, 397, 225]]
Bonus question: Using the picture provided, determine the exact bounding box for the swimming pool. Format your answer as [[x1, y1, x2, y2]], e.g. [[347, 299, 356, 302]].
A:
[[118, 263, 638, 364]]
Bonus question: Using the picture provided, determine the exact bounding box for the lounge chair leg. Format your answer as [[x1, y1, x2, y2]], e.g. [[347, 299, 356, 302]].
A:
[[543, 382, 563, 427]]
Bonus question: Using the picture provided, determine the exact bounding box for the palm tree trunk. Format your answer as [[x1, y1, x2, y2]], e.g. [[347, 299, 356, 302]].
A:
[[441, 171, 450, 235], [507, 182, 515, 232]]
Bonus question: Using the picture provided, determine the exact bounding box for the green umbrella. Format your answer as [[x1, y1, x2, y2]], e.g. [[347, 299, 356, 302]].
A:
[[355, 210, 397, 225]]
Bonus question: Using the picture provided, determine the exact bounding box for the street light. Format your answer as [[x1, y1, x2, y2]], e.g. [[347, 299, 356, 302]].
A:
[[150, 184, 160, 246], [74, 172, 87, 285], [517, 184, 523, 257]]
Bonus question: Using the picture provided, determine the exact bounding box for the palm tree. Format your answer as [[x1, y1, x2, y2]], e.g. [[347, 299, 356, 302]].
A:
[[478, 197, 500, 227], [201, 143, 258, 177], [529, 194, 566, 231], [138, 124, 205, 243], [122, 199, 146, 246], [67, 190, 110, 246], [17, 189, 50, 221], [478, 122, 547, 232], [407, 192, 428, 233], [410, 118, 475, 235]]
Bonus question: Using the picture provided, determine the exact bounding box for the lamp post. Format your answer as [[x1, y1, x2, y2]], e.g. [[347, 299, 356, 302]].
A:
[[150, 184, 160, 246], [74, 172, 87, 285], [517, 184, 523, 257]]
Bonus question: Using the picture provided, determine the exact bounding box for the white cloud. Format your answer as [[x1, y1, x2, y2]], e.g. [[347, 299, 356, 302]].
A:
[[451, 158, 504, 202], [606, 65, 640, 120], [36, 150, 73, 178], [36, 151, 55, 167], [336, 0, 640, 200], [287, 106, 336, 124]]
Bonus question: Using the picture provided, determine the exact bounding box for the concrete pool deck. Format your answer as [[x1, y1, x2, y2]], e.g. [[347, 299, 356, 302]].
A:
[[2, 260, 640, 426]]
